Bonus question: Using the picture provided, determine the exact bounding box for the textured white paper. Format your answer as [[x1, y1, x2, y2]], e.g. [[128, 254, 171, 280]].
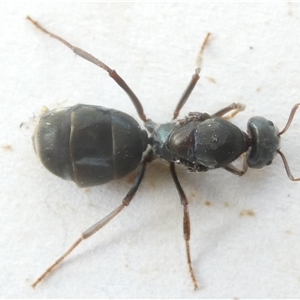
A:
[[1, 2, 300, 298]]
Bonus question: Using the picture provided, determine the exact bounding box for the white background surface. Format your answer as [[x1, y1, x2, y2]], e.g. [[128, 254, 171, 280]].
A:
[[1, 2, 300, 298]]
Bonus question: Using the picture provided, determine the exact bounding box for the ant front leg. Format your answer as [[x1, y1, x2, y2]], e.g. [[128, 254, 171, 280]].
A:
[[212, 102, 245, 120], [223, 153, 248, 176]]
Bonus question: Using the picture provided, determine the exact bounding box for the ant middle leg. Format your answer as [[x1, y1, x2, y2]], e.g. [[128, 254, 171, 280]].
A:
[[169, 162, 199, 290]]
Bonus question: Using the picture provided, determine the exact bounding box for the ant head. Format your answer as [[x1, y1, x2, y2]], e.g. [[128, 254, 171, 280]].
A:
[[246, 116, 280, 169], [247, 104, 300, 181]]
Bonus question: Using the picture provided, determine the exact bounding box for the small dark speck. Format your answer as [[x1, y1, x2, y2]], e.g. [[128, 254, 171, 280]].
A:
[[205, 201, 211, 206], [206, 77, 216, 84], [150, 181, 155, 189], [249, 46, 253, 50], [190, 192, 196, 199], [2, 144, 13, 151], [240, 209, 255, 217], [126, 171, 136, 184]]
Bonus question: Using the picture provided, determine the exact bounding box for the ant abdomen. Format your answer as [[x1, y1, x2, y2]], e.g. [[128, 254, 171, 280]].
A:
[[33, 104, 148, 187]]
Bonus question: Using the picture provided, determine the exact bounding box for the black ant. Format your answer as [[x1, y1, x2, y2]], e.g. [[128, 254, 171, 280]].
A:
[[28, 16, 300, 290]]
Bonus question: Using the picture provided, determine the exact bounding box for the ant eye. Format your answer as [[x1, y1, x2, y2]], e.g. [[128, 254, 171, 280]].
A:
[[268, 120, 274, 126], [266, 160, 272, 165]]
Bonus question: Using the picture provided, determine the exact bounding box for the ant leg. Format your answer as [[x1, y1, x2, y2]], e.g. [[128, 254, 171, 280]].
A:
[[212, 102, 245, 119], [223, 154, 248, 176], [32, 150, 151, 288], [169, 162, 198, 290], [173, 33, 211, 120], [27, 16, 147, 122]]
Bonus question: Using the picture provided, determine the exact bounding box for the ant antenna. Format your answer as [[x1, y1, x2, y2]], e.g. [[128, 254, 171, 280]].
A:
[[277, 103, 300, 181]]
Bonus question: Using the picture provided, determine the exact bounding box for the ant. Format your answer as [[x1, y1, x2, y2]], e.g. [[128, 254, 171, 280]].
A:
[[27, 16, 300, 290]]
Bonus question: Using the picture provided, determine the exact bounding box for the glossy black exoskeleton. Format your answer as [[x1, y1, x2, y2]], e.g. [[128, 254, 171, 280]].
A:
[[33, 104, 148, 187], [146, 109, 284, 175], [28, 17, 300, 290]]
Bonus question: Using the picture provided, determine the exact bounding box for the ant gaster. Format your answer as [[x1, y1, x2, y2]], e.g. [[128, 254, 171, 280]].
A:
[[27, 16, 300, 290]]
